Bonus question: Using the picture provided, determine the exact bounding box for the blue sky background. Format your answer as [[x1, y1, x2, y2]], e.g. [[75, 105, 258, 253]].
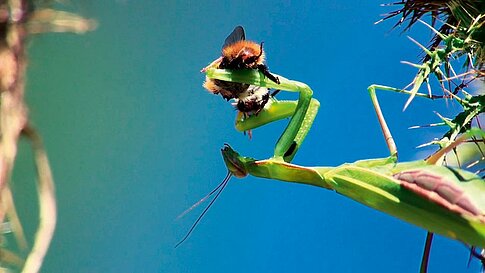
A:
[[11, 0, 482, 272]]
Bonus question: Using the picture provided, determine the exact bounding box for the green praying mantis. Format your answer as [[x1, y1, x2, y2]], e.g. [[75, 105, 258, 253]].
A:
[[192, 68, 485, 268]]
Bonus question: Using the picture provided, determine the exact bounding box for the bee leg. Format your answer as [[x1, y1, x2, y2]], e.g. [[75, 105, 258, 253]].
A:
[[257, 64, 280, 84], [253, 42, 280, 84], [255, 92, 270, 116]]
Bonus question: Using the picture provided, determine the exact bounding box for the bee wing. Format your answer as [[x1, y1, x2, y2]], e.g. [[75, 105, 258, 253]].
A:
[[223, 26, 245, 49]]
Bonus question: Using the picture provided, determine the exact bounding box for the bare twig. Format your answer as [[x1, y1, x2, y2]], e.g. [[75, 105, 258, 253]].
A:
[[21, 126, 56, 273]]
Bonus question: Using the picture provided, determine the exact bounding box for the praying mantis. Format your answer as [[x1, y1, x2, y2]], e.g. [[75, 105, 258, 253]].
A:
[[201, 68, 485, 267]]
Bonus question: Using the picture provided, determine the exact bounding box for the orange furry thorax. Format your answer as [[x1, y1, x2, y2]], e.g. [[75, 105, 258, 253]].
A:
[[200, 26, 280, 116], [222, 40, 265, 63]]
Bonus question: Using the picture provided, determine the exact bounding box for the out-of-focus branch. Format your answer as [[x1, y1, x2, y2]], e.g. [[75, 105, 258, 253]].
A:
[[0, 1, 95, 272], [21, 126, 56, 273], [27, 8, 97, 34], [0, 0, 29, 220]]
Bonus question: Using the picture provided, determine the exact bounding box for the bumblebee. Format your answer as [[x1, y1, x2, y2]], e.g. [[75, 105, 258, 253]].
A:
[[202, 26, 280, 115]]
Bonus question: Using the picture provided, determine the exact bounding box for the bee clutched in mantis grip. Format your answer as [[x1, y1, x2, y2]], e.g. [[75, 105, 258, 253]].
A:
[[202, 26, 280, 117]]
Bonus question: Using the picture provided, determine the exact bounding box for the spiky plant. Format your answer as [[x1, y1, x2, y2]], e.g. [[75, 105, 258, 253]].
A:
[[377, 1, 485, 270], [381, 0, 484, 73], [378, 0, 484, 146]]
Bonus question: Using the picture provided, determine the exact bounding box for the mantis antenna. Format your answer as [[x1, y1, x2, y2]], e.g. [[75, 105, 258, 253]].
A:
[[175, 172, 232, 248]]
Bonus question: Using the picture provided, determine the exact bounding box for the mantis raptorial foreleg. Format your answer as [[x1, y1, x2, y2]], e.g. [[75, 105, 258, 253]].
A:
[[205, 68, 320, 162], [235, 98, 320, 162]]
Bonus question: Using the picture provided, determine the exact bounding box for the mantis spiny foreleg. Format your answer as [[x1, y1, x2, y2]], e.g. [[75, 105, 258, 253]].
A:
[[205, 68, 320, 162]]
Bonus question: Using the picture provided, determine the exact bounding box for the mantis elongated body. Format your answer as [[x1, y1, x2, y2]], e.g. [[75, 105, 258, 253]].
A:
[[204, 68, 485, 255]]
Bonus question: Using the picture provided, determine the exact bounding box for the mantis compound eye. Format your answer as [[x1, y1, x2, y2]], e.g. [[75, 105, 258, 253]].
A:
[[221, 144, 248, 178]]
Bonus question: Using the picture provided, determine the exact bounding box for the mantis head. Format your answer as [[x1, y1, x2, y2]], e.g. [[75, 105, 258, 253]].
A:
[[221, 144, 250, 178]]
